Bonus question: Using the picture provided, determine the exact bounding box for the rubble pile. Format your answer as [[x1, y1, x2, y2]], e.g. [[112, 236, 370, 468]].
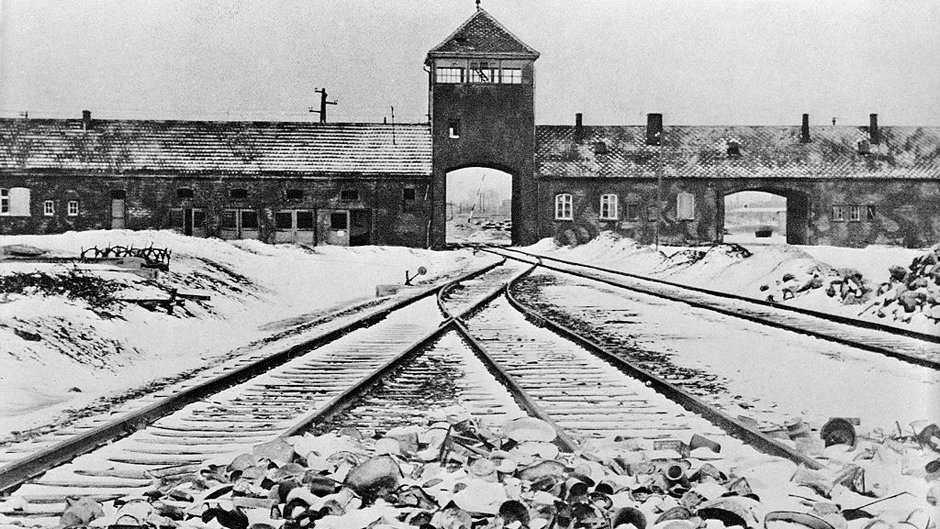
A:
[[4, 412, 937, 529], [760, 267, 871, 306], [858, 245, 940, 324]]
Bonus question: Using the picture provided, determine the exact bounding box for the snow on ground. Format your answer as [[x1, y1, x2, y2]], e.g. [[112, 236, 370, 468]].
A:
[[0, 230, 481, 438], [525, 232, 939, 334]]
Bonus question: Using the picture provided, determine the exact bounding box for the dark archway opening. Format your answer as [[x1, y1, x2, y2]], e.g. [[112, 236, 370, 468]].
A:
[[445, 167, 513, 246], [722, 190, 808, 245]]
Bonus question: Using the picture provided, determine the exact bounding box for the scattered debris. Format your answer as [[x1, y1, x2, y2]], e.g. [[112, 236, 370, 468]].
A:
[[7, 412, 935, 529]]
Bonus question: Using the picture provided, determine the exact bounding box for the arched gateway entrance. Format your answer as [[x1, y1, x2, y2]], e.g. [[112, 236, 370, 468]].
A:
[[445, 167, 513, 245], [720, 188, 809, 245]]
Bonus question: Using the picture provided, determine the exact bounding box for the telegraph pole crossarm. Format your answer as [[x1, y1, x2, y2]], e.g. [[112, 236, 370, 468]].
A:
[[308, 88, 338, 123]]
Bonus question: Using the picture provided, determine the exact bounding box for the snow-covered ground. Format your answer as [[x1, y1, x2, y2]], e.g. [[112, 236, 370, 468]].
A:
[[526, 232, 939, 334], [0, 230, 482, 438]]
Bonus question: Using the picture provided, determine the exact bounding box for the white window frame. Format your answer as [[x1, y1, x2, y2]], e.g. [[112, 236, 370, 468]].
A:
[[0, 189, 8, 215], [848, 205, 861, 222], [502, 68, 522, 84], [555, 193, 573, 220], [677, 191, 695, 221], [67, 200, 79, 216], [43, 200, 55, 216], [599, 194, 618, 220], [435, 67, 463, 84], [832, 205, 846, 222]]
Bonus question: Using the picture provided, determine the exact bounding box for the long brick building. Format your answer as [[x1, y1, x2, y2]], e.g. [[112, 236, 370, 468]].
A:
[[1, 8, 938, 248]]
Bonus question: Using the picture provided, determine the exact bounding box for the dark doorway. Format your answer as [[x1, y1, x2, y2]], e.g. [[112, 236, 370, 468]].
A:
[[349, 209, 372, 246]]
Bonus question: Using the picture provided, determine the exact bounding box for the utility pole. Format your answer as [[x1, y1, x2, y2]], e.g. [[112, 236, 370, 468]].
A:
[[308, 88, 337, 123]]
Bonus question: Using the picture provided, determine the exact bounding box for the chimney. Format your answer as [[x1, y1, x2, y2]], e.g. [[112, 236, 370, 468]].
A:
[[800, 114, 811, 143], [646, 113, 663, 146], [869, 113, 880, 144], [575, 113, 584, 143], [81, 110, 92, 131]]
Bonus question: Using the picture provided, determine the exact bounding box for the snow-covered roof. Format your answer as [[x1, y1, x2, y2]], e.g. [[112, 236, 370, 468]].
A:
[[0, 119, 432, 177], [536, 125, 940, 179], [426, 8, 539, 62]]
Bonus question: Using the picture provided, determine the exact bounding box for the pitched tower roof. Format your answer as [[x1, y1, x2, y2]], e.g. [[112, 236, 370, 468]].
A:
[[426, 8, 539, 63]]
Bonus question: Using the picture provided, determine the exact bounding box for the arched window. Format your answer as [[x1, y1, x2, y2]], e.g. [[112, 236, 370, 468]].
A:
[[555, 193, 573, 220], [599, 194, 618, 220]]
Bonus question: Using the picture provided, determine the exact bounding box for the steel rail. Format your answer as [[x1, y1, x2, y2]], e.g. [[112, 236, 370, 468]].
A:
[[436, 272, 581, 453], [501, 257, 824, 470], [488, 246, 939, 370], [279, 261, 557, 441], [0, 259, 505, 495]]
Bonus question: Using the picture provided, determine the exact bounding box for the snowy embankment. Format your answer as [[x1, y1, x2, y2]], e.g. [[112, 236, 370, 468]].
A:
[[0, 230, 480, 438], [526, 232, 939, 335]]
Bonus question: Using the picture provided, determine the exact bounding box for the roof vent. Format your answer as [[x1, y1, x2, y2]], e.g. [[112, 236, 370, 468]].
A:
[[593, 141, 608, 155], [800, 114, 811, 143], [726, 139, 741, 157], [81, 110, 92, 131], [646, 113, 663, 146], [575, 113, 584, 143], [857, 139, 871, 154]]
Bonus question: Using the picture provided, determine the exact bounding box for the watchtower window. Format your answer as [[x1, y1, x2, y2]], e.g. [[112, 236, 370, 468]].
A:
[[469, 61, 498, 83], [449, 121, 461, 139], [502, 69, 522, 84], [436, 67, 464, 84], [340, 189, 359, 201]]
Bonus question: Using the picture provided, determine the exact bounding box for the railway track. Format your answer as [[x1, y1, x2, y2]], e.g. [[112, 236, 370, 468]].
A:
[[485, 246, 940, 369], [0, 257, 829, 524]]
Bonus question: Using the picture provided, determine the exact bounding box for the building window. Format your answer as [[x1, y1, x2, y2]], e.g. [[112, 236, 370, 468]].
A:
[[625, 203, 640, 221], [866, 205, 877, 221], [221, 210, 238, 229], [0, 189, 8, 215], [469, 61, 498, 83], [275, 211, 293, 229], [849, 205, 861, 222], [240, 210, 258, 229], [648, 205, 658, 222], [297, 211, 314, 229], [403, 187, 417, 213], [177, 188, 194, 199], [831, 205, 846, 222], [436, 67, 464, 84], [448, 120, 461, 139], [502, 68, 522, 84], [286, 189, 303, 200], [340, 189, 359, 201], [330, 212, 347, 230], [677, 192, 695, 221], [554, 193, 573, 220], [67, 200, 79, 216], [230, 188, 248, 200], [43, 200, 55, 216], [599, 194, 618, 220]]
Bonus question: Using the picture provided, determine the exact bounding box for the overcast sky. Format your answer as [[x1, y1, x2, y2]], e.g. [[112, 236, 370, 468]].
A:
[[1, 0, 938, 126]]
